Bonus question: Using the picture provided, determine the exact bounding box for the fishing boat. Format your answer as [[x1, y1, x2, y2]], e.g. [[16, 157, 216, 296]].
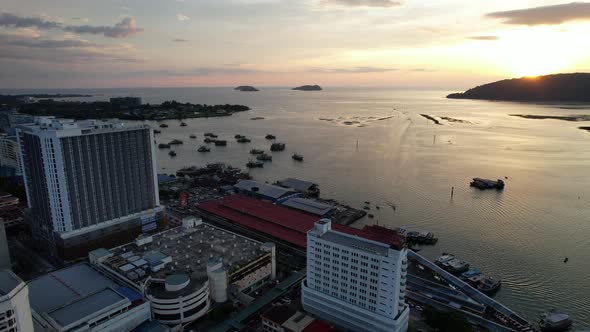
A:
[[478, 275, 501, 294], [235, 134, 244, 139], [443, 258, 470, 274], [265, 134, 276, 140], [292, 153, 304, 161], [270, 142, 285, 151], [250, 149, 264, 155], [204, 133, 218, 138], [204, 138, 215, 143], [214, 140, 227, 146], [460, 269, 484, 286], [197, 146, 210, 152], [159, 124, 168, 128], [190, 134, 196, 139], [169, 139, 183, 145], [435, 254, 455, 266], [154, 129, 161, 134], [470, 178, 505, 190], [158, 143, 171, 149], [180, 122, 187, 127], [237, 137, 251, 143], [247, 160, 264, 168], [256, 153, 272, 161], [168, 150, 177, 157], [539, 310, 572, 332]]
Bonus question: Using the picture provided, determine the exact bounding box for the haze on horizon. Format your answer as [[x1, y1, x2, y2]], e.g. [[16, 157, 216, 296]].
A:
[[2, 0, 590, 89]]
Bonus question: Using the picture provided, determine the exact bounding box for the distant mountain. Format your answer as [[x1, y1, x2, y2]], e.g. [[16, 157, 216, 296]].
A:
[[234, 85, 259, 92], [447, 73, 590, 102], [293, 85, 322, 91]]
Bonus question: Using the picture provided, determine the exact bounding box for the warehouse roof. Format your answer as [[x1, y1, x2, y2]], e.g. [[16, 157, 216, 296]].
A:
[[278, 178, 316, 192], [282, 197, 333, 216], [234, 180, 297, 200]]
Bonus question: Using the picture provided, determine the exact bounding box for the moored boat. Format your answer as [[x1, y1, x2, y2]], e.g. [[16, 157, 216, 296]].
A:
[[256, 153, 272, 161], [154, 129, 161, 134], [168, 150, 177, 157], [478, 275, 501, 294], [443, 258, 470, 274], [539, 310, 572, 332], [214, 140, 227, 146], [159, 123, 168, 128], [197, 146, 210, 152], [237, 137, 251, 143], [292, 153, 304, 161], [270, 142, 285, 151], [204, 137, 215, 143], [158, 143, 171, 149], [169, 139, 183, 145], [266, 134, 276, 140], [204, 133, 218, 138], [250, 149, 264, 155], [247, 160, 264, 168], [190, 134, 196, 139], [180, 122, 187, 127]]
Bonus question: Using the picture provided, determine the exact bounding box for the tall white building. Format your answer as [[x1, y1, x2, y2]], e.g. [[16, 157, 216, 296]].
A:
[[0, 270, 34, 332], [16, 117, 164, 260], [301, 219, 409, 332]]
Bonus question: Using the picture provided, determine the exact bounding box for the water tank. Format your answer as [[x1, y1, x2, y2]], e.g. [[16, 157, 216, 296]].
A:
[[207, 259, 228, 303], [165, 274, 190, 292]]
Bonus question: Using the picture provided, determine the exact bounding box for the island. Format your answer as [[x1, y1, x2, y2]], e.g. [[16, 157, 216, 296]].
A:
[[447, 73, 590, 102], [234, 85, 259, 92], [16, 99, 250, 121], [292, 85, 322, 91]]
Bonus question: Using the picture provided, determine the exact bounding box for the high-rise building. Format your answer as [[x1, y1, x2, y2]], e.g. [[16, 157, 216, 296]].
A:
[[0, 221, 11, 270], [301, 219, 409, 332], [0, 270, 34, 332], [16, 117, 165, 260], [0, 134, 22, 178]]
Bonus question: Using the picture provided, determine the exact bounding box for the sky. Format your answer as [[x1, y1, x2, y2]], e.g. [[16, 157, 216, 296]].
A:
[[2, 0, 590, 89]]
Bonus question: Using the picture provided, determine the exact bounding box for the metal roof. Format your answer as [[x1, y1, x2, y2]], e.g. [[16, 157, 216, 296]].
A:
[[0, 270, 23, 296], [278, 178, 316, 192], [234, 180, 296, 200], [281, 197, 333, 216]]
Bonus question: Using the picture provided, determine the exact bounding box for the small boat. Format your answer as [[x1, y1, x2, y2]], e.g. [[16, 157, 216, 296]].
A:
[[364, 201, 370, 205], [270, 142, 285, 151], [153, 129, 161, 134], [159, 124, 168, 128], [204, 138, 215, 143], [470, 178, 505, 190], [214, 140, 227, 146], [190, 134, 196, 139], [539, 310, 572, 332], [168, 151, 177, 157], [204, 133, 218, 138], [256, 153, 272, 161], [235, 134, 244, 139], [477, 275, 501, 294], [180, 122, 187, 127], [443, 258, 470, 274], [197, 146, 210, 152], [292, 153, 303, 161], [250, 149, 264, 155], [237, 137, 251, 143], [460, 269, 484, 285], [368, 214, 374, 218], [247, 160, 264, 168], [158, 143, 171, 149], [363, 206, 370, 210], [407, 231, 438, 244], [168, 139, 183, 145], [265, 134, 276, 140], [435, 254, 455, 266]]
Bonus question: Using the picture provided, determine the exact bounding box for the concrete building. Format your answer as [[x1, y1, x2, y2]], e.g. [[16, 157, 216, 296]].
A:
[[90, 217, 276, 327], [27, 263, 151, 332], [0, 270, 34, 332], [0, 111, 34, 136], [16, 117, 164, 260], [0, 222, 10, 270], [0, 193, 22, 229], [0, 134, 22, 178], [302, 219, 409, 332]]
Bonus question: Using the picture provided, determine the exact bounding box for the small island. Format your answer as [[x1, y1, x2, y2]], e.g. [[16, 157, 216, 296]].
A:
[[447, 73, 590, 102], [234, 86, 259, 92], [16, 98, 250, 121], [293, 85, 322, 91]]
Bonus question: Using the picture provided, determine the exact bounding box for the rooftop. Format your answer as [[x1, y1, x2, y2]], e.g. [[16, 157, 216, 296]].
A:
[[0, 270, 23, 296], [261, 305, 296, 325], [281, 197, 333, 216], [278, 178, 317, 192], [102, 222, 267, 288], [18, 117, 149, 135], [234, 180, 297, 200], [320, 231, 390, 256]]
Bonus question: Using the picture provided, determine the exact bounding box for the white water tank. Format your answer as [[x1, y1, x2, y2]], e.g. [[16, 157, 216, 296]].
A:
[[207, 259, 228, 303]]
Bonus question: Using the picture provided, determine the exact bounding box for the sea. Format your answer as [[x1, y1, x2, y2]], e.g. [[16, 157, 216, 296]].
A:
[[4, 87, 590, 328]]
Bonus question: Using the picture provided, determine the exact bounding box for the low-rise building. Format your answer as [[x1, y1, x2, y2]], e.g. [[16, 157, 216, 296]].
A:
[[261, 305, 327, 332], [0, 134, 22, 178], [281, 198, 333, 217], [0, 270, 34, 332], [234, 180, 299, 203], [90, 217, 276, 327], [27, 263, 151, 332]]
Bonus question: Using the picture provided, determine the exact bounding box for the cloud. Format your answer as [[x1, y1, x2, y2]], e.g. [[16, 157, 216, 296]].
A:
[[321, 0, 402, 7], [468, 35, 499, 41], [64, 17, 144, 38], [7, 38, 95, 48], [172, 38, 189, 42], [486, 2, 590, 25], [0, 13, 143, 38], [176, 14, 190, 21], [311, 66, 397, 73], [0, 12, 61, 29]]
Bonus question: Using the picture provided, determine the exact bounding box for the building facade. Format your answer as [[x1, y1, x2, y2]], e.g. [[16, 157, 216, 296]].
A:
[[16, 117, 164, 260], [0, 270, 34, 332], [0, 135, 22, 178], [301, 219, 409, 332]]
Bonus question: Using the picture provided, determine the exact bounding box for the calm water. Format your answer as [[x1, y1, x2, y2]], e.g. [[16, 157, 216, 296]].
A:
[[5, 87, 590, 328]]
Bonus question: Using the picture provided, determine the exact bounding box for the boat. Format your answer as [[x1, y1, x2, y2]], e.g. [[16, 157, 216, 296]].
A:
[[180, 122, 187, 127], [190, 134, 196, 139], [292, 153, 304, 161], [443, 258, 470, 274], [153, 129, 161, 134], [265, 134, 276, 140], [368, 214, 374, 218], [247, 160, 264, 168], [256, 153, 272, 161], [470, 178, 505, 190], [460, 269, 484, 285], [158, 143, 171, 149], [235, 134, 244, 139], [204, 138, 215, 143], [406, 231, 437, 244], [539, 310, 572, 332], [250, 149, 264, 155], [478, 275, 501, 294], [159, 124, 168, 128], [168, 151, 177, 157], [168, 139, 183, 145], [204, 133, 218, 138], [270, 142, 285, 151], [214, 140, 227, 146], [435, 254, 455, 266], [237, 137, 251, 143], [197, 146, 210, 152]]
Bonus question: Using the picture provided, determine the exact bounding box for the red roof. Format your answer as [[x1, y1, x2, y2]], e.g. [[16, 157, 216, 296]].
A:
[[302, 320, 335, 332], [197, 195, 404, 250]]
